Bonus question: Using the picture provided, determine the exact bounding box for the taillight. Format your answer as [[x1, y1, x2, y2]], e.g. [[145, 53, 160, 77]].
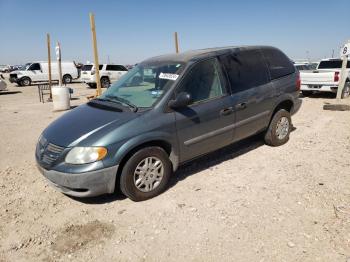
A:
[[296, 72, 301, 91], [334, 71, 339, 82]]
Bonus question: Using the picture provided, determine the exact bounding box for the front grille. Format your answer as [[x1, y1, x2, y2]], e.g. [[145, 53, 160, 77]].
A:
[[37, 136, 65, 167]]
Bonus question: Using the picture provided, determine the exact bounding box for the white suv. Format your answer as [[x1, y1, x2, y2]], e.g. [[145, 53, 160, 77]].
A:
[[80, 64, 128, 88]]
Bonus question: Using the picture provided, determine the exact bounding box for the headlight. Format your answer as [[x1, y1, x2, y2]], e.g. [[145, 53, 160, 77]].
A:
[[65, 147, 107, 164]]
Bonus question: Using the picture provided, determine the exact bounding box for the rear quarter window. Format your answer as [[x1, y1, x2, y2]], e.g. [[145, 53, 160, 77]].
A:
[[261, 48, 295, 80], [106, 65, 128, 71], [219, 49, 269, 93]]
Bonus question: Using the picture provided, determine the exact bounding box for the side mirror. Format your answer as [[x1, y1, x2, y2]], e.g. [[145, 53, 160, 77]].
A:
[[168, 92, 192, 109]]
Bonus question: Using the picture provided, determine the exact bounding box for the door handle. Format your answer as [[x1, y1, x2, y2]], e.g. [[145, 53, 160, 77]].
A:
[[220, 107, 234, 116], [234, 102, 247, 110]]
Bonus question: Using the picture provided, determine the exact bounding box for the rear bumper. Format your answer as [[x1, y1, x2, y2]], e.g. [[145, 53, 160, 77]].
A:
[[301, 84, 337, 93], [37, 164, 118, 197]]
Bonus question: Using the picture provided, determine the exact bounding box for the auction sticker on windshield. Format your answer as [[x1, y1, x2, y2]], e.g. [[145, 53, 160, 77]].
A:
[[159, 73, 179, 81]]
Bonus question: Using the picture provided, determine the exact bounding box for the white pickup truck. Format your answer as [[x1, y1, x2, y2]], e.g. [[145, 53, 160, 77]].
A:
[[300, 58, 350, 98]]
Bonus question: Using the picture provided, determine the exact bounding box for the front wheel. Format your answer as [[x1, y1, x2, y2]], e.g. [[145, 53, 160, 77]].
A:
[[120, 147, 172, 201], [20, 77, 31, 86], [100, 77, 110, 89], [264, 109, 292, 147]]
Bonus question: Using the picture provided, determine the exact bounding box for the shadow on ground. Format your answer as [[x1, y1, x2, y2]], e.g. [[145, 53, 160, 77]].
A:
[[300, 92, 336, 99], [0, 91, 22, 95], [73, 134, 266, 204]]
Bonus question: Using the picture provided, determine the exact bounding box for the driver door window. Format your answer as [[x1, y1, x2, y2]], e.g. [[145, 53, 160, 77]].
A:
[[29, 63, 41, 71], [177, 58, 226, 104]]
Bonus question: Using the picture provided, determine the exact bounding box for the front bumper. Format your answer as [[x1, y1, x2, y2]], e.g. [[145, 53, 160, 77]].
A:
[[37, 164, 119, 197]]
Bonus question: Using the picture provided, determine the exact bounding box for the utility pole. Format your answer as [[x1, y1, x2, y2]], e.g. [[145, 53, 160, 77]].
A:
[[89, 13, 102, 96], [47, 33, 52, 99], [174, 32, 179, 54], [56, 42, 63, 86]]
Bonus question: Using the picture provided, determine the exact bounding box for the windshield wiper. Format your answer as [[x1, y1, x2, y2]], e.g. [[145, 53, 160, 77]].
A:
[[104, 95, 138, 112]]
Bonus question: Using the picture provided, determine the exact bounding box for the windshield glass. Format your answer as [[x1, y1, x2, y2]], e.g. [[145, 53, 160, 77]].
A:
[[99, 61, 185, 108], [19, 63, 31, 71]]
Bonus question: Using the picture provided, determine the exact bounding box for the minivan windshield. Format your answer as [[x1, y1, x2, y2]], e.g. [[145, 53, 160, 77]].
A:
[[99, 61, 185, 108]]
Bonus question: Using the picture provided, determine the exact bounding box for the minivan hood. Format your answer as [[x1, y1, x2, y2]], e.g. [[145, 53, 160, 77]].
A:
[[42, 104, 137, 147]]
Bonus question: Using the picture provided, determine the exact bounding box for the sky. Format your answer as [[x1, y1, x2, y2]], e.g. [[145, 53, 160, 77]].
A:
[[0, 0, 349, 65]]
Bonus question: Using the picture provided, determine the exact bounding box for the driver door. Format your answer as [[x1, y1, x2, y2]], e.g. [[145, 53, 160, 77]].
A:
[[173, 58, 235, 162]]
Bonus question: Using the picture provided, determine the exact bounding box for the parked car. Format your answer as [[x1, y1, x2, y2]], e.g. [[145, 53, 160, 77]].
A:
[[36, 46, 301, 201], [300, 58, 350, 97], [80, 64, 128, 88], [9, 61, 79, 86], [0, 65, 10, 73]]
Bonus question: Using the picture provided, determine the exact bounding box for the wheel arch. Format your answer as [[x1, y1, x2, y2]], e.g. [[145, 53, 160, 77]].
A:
[[113, 135, 179, 179], [268, 97, 294, 126]]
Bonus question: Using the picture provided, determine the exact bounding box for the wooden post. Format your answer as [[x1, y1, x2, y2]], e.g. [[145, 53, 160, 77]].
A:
[[47, 34, 52, 99], [174, 32, 179, 54], [89, 13, 102, 96]]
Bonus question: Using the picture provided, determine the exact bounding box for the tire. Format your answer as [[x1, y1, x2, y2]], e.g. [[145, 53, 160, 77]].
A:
[[301, 90, 312, 97], [120, 147, 172, 201], [63, 74, 72, 84], [341, 83, 350, 99], [20, 77, 31, 86], [100, 77, 110, 89], [87, 83, 96, 89], [264, 109, 292, 147]]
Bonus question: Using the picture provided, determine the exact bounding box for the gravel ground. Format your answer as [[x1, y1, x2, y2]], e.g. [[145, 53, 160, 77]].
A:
[[0, 76, 349, 262]]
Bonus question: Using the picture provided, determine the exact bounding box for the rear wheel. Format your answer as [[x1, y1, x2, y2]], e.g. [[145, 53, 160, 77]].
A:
[[301, 90, 313, 97], [341, 83, 350, 98], [63, 74, 72, 84], [120, 147, 172, 201], [20, 77, 31, 86], [264, 109, 292, 147]]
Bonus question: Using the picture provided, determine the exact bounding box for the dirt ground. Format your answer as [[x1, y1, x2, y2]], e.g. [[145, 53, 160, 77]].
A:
[[0, 75, 349, 262]]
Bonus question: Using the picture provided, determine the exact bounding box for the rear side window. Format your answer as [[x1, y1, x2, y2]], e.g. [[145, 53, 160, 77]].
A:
[[106, 65, 128, 71], [261, 48, 295, 80], [81, 64, 103, 71], [318, 60, 350, 69], [220, 50, 269, 93], [82, 65, 93, 71], [29, 63, 41, 71]]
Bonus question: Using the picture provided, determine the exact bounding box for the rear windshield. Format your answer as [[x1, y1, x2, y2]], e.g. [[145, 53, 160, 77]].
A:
[[318, 60, 350, 69]]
